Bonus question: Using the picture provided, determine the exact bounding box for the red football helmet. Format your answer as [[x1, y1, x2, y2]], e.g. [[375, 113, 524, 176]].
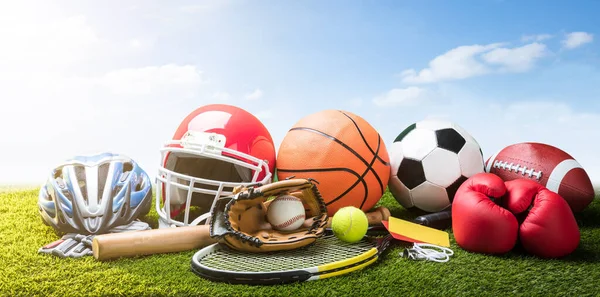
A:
[[155, 104, 276, 228]]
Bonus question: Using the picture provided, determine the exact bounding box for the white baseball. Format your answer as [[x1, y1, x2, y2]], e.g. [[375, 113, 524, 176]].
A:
[[266, 195, 306, 231]]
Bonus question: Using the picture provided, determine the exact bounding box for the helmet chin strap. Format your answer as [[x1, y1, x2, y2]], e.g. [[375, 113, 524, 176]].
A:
[[190, 213, 212, 226], [158, 217, 177, 229]]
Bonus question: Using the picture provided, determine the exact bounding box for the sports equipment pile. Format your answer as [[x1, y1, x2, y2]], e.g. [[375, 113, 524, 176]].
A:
[[209, 178, 329, 253], [35, 103, 597, 286]]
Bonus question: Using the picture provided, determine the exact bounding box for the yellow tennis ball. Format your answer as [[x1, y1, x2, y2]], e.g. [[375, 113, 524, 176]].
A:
[[331, 206, 368, 243]]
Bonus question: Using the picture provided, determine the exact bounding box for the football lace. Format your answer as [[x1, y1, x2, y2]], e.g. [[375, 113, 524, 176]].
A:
[[492, 160, 543, 180]]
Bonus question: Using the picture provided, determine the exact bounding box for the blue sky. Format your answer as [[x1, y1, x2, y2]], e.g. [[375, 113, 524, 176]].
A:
[[2, 0, 600, 185]]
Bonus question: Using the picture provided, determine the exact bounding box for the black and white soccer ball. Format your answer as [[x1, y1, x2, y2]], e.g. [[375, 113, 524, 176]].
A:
[[388, 119, 485, 213]]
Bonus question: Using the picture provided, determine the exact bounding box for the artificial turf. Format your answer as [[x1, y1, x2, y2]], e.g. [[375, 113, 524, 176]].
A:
[[1, 186, 600, 297]]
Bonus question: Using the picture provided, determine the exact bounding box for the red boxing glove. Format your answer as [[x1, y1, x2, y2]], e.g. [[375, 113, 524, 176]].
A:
[[503, 179, 580, 258], [452, 173, 519, 254]]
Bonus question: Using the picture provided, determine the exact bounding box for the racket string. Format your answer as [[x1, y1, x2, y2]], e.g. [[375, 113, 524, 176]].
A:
[[197, 235, 377, 272]]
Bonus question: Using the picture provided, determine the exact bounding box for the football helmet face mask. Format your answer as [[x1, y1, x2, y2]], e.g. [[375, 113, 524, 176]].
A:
[[156, 104, 276, 228]]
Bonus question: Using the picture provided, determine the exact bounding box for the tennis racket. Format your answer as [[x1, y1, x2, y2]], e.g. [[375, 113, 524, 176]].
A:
[[190, 210, 450, 285]]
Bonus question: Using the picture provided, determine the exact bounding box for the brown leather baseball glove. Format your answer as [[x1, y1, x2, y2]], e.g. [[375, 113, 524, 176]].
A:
[[209, 178, 329, 253]]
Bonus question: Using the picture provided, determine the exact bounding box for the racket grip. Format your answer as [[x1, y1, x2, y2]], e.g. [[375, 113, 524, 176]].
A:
[[412, 209, 452, 230]]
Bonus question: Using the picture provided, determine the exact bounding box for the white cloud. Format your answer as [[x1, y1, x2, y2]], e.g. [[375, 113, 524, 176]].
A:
[[372, 86, 431, 107], [0, 11, 213, 184], [0, 15, 104, 72], [400, 43, 502, 84], [482, 42, 548, 72], [521, 34, 553, 42], [96, 64, 206, 98], [369, 86, 600, 184], [179, 2, 232, 13], [0, 10, 157, 76], [245, 88, 264, 100], [127, 37, 157, 51], [481, 101, 600, 183], [0, 62, 211, 184], [0, 3, 598, 192], [401, 42, 549, 84], [562, 32, 594, 49], [129, 39, 143, 48]]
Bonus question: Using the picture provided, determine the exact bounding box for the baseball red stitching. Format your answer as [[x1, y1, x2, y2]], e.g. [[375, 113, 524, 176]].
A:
[[275, 214, 305, 229], [276, 196, 301, 202]]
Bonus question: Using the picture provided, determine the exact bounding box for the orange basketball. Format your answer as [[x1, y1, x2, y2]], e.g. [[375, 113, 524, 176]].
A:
[[276, 109, 390, 216]]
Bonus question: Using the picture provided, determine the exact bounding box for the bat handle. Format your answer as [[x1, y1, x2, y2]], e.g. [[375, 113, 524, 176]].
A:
[[366, 206, 390, 225]]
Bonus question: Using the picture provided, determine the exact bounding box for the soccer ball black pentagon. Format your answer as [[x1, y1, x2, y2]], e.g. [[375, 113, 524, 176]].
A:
[[388, 119, 484, 213]]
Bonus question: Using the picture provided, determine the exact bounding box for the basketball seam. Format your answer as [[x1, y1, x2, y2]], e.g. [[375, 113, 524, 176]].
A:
[[338, 111, 387, 193], [276, 167, 367, 206], [288, 127, 372, 170], [285, 128, 375, 208], [339, 110, 390, 167], [288, 126, 383, 193], [356, 140, 382, 209]]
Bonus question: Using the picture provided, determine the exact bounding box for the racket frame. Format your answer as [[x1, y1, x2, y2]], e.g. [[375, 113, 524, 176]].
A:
[[190, 228, 393, 285]]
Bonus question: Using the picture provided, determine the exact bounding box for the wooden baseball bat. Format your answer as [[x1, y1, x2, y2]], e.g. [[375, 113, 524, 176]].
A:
[[92, 225, 214, 261], [92, 206, 391, 261]]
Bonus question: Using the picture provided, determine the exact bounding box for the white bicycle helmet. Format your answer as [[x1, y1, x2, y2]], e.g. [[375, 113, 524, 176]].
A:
[[38, 152, 152, 235]]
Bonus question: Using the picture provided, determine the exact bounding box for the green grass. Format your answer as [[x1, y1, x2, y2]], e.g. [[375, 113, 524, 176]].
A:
[[2, 188, 600, 297]]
